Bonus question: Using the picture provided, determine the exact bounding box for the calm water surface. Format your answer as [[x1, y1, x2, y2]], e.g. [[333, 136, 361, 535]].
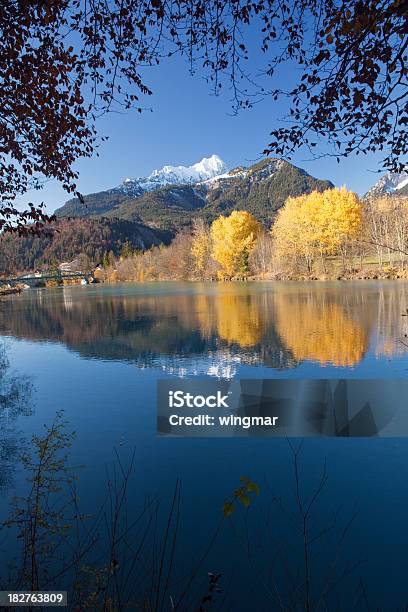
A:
[[1, 281, 408, 609]]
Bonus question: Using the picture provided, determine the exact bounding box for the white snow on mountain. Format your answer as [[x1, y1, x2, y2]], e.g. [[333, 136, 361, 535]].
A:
[[366, 171, 408, 197], [116, 154, 228, 195], [396, 176, 408, 191]]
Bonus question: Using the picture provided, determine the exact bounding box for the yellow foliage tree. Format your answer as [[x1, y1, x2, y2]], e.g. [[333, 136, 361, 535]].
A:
[[191, 218, 212, 276], [318, 187, 362, 254], [272, 194, 317, 273], [272, 187, 362, 273], [211, 211, 262, 278]]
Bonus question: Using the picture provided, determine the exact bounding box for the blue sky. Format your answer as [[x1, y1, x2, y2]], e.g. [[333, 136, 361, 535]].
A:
[[21, 55, 386, 214]]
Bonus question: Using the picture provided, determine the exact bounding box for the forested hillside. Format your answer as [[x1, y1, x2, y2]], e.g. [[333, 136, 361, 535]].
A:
[[106, 185, 208, 233], [0, 218, 170, 275], [55, 190, 132, 219]]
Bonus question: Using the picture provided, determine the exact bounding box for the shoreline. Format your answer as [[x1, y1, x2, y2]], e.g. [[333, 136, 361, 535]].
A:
[[100, 268, 408, 283], [4, 269, 408, 293]]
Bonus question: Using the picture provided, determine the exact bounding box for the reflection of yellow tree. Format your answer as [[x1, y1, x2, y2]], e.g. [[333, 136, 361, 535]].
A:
[[216, 295, 264, 347], [195, 292, 264, 347], [216, 294, 264, 347], [275, 295, 368, 366], [195, 294, 216, 339]]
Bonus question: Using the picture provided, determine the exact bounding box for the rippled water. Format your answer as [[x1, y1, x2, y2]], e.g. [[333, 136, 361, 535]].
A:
[[1, 281, 408, 609]]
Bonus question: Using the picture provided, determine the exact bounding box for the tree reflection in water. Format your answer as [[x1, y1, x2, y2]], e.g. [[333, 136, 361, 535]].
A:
[[0, 343, 33, 489], [0, 283, 408, 374], [274, 293, 369, 366]]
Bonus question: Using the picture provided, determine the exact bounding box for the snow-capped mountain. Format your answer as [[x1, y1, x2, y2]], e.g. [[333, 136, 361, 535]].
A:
[[365, 171, 408, 198], [117, 154, 228, 196], [56, 156, 333, 226]]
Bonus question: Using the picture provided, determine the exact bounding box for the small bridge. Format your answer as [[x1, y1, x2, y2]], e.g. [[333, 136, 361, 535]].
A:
[[0, 272, 92, 288]]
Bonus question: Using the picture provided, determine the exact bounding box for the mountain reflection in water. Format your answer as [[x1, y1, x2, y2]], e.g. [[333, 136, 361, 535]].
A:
[[0, 281, 407, 376]]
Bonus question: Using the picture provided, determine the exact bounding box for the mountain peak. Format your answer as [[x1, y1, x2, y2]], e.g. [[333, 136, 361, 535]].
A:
[[118, 155, 228, 196], [148, 154, 227, 183], [191, 154, 227, 175], [365, 170, 408, 198]]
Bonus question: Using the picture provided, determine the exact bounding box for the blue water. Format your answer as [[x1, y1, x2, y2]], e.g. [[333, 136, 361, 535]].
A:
[[1, 281, 408, 609]]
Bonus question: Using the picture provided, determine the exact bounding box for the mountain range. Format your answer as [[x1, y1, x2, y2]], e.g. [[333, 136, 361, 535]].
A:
[[55, 155, 334, 231]]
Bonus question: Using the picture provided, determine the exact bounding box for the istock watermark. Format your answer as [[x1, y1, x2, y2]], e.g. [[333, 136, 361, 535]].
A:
[[157, 378, 408, 438], [168, 390, 230, 409]]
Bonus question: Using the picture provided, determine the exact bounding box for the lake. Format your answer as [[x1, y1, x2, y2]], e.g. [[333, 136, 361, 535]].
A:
[[1, 281, 408, 610]]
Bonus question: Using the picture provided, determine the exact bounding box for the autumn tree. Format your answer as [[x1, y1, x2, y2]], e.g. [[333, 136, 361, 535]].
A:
[[211, 211, 261, 278], [248, 232, 275, 278], [364, 195, 408, 268], [2, 1, 406, 234], [162, 231, 194, 280], [272, 195, 318, 273], [272, 188, 362, 274], [115, 231, 194, 281], [191, 218, 213, 278], [317, 187, 363, 271]]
